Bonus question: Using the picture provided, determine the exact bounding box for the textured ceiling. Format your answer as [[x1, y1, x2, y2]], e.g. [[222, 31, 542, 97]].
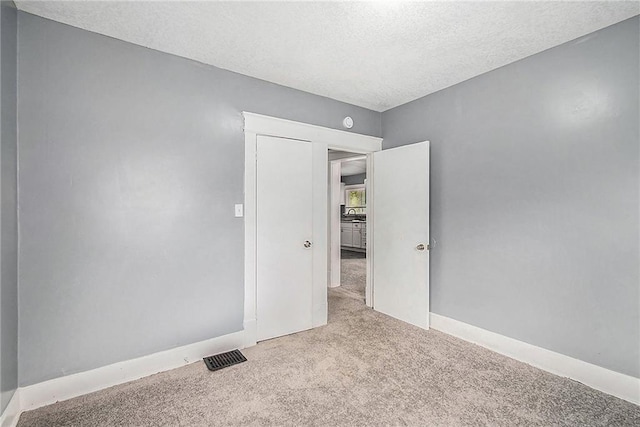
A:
[[16, 1, 639, 112]]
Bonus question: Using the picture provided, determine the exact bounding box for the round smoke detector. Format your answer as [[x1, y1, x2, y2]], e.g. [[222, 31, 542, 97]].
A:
[[342, 116, 354, 129]]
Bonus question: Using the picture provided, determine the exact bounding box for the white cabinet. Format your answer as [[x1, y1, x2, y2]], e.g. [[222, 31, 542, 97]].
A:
[[341, 221, 366, 249], [341, 226, 353, 247], [352, 222, 363, 249]]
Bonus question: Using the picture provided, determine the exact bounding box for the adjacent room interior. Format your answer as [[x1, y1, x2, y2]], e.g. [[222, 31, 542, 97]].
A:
[[340, 165, 367, 301], [0, 1, 638, 426], [330, 151, 368, 301]]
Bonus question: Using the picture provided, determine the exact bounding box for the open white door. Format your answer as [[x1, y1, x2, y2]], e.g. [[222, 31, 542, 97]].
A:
[[372, 141, 430, 329], [256, 135, 313, 341]]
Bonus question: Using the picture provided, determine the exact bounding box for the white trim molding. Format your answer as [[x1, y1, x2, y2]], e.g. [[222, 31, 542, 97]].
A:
[[242, 112, 381, 346], [243, 113, 382, 153], [0, 390, 20, 427], [430, 313, 640, 405], [12, 330, 244, 418], [329, 159, 342, 288]]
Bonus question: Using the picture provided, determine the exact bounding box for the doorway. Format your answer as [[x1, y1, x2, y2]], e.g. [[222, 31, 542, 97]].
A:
[[329, 152, 368, 304], [242, 112, 381, 347], [243, 112, 430, 348]]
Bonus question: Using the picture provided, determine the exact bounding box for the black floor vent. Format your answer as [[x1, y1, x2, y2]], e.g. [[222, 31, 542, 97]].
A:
[[203, 349, 247, 372]]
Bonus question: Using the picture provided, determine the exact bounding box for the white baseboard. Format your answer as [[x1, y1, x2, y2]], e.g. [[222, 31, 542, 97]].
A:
[[6, 316, 638, 424], [18, 330, 246, 414], [0, 390, 21, 427], [430, 313, 640, 405]]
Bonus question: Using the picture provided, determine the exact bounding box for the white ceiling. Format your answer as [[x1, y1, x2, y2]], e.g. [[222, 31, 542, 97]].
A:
[[328, 151, 367, 176], [340, 159, 367, 177], [16, 1, 639, 112]]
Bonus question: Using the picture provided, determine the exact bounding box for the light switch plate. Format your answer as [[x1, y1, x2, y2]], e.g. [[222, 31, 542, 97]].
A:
[[234, 204, 244, 217]]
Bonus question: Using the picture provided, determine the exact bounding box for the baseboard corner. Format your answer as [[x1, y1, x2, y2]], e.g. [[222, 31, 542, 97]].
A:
[[243, 318, 257, 348], [0, 389, 21, 427], [429, 312, 640, 406]]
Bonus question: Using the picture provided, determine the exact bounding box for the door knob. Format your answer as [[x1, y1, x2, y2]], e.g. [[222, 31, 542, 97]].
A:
[[416, 243, 426, 251], [304, 240, 312, 248]]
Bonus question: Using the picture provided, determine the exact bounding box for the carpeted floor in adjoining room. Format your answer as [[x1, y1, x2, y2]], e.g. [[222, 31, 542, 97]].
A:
[[340, 249, 366, 299], [17, 289, 640, 426]]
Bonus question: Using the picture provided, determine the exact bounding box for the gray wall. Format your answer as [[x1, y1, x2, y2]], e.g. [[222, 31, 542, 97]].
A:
[[18, 13, 381, 386], [0, 0, 18, 413], [341, 173, 366, 185], [382, 16, 639, 378]]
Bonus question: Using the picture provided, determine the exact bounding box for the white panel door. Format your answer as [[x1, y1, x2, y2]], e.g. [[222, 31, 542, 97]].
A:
[[372, 141, 430, 329], [256, 135, 313, 341]]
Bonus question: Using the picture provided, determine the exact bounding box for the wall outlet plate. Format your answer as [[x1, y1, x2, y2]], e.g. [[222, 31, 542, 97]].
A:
[[235, 204, 244, 217]]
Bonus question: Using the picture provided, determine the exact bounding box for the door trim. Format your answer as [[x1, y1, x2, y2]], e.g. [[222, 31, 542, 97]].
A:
[[243, 112, 382, 347], [329, 159, 342, 288]]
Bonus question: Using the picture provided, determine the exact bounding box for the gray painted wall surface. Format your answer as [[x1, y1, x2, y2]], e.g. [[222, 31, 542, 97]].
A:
[[382, 17, 639, 377], [18, 13, 381, 386], [0, 0, 18, 413], [341, 173, 366, 185]]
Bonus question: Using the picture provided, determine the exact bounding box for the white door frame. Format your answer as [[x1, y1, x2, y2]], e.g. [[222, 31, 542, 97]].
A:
[[243, 112, 382, 347], [329, 159, 342, 289]]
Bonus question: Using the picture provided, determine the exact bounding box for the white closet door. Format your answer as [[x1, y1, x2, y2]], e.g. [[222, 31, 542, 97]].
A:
[[256, 135, 313, 341], [373, 141, 430, 329]]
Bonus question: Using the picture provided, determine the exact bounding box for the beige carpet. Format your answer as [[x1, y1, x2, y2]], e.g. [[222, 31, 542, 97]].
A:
[[18, 290, 640, 426]]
